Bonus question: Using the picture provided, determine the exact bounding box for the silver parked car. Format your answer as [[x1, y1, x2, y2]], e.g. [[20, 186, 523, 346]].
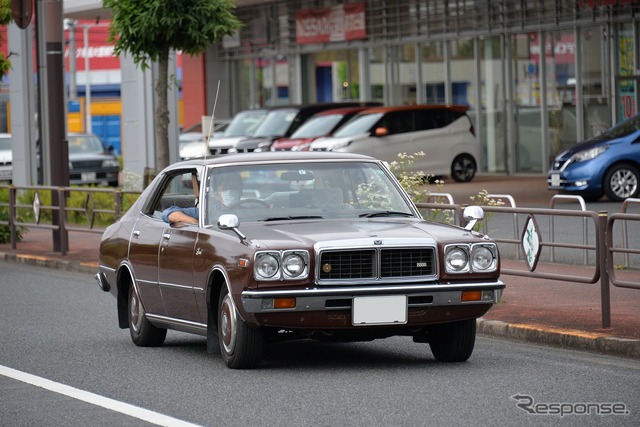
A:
[[0, 133, 12, 182], [68, 133, 120, 187]]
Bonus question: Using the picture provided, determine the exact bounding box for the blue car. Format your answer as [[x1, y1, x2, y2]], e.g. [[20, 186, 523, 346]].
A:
[[547, 115, 640, 201]]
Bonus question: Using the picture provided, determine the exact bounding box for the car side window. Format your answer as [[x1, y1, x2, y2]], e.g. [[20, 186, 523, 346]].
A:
[[415, 110, 438, 131], [149, 169, 200, 218], [381, 111, 414, 135]]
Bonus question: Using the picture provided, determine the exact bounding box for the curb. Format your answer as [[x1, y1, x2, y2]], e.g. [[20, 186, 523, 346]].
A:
[[0, 252, 98, 275], [477, 318, 640, 360]]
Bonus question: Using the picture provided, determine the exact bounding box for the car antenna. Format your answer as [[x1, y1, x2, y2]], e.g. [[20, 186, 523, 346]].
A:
[[203, 80, 221, 163]]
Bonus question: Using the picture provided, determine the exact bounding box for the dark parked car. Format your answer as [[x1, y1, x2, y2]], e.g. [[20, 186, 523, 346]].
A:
[[68, 133, 120, 187], [547, 113, 640, 201], [270, 106, 374, 152], [96, 151, 503, 369], [230, 102, 380, 154]]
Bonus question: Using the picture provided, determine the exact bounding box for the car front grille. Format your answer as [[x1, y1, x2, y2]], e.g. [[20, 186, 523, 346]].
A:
[[71, 160, 103, 169], [318, 247, 436, 283]]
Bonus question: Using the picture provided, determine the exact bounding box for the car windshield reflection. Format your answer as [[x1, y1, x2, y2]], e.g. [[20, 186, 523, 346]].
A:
[[203, 161, 414, 226]]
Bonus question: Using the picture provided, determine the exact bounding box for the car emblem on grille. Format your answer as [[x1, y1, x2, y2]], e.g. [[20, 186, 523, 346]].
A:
[[322, 263, 332, 273], [374, 240, 382, 245], [416, 262, 427, 267]]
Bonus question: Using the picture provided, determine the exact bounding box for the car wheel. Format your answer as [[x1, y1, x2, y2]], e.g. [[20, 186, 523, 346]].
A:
[[128, 284, 166, 346], [604, 163, 640, 201], [451, 154, 477, 182], [428, 319, 476, 362], [218, 287, 264, 369]]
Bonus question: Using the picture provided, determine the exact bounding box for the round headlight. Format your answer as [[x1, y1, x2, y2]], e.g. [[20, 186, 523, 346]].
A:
[[446, 247, 469, 272], [472, 246, 494, 271], [283, 253, 305, 278], [255, 253, 279, 279]]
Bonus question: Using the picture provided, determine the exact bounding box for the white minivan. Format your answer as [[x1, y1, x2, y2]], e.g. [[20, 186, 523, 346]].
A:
[[310, 105, 479, 182]]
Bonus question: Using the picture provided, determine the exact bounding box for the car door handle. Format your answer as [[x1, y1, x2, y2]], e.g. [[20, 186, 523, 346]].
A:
[[133, 230, 140, 237], [162, 233, 171, 240]]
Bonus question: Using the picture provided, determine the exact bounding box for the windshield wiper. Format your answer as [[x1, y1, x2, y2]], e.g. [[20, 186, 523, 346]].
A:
[[359, 211, 414, 218], [259, 215, 324, 222]]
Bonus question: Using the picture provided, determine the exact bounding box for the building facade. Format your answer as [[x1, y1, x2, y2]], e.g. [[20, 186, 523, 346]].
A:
[[198, 0, 640, 175]]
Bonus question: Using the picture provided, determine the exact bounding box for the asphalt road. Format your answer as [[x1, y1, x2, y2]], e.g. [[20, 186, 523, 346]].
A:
[[1, 262, 639, 426]]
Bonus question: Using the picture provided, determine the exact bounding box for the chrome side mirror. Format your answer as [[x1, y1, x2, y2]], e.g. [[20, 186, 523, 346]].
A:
[[218, 214, 246, 240], [463, 205, 485, 231]]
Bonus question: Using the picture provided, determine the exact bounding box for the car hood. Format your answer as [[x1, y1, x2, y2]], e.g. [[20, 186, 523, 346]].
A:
[[555, 130, 639, 160], [180, 141, 208, 159], [310, 134, 369, 150], [209, 136, 248, 149], [233, 217, 471, 249], [69, 152, 115, 161], [235, 137, 275, 150]]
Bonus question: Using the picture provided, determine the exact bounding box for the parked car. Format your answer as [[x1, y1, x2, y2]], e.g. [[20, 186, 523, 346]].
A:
[[310, 105, 480, 182], [0, 133, 12, 182], [68, 133, 120, 187], [96, 151, 503, 369], [230, 102, 380, 154], [270, 106, 374, 152], [209, 109, 270, 156], [547, 113, 640, 201]]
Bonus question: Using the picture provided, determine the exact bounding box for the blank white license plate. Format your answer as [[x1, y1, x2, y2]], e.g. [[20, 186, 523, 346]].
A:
[[81, 172, 96, 182], [551, 173, 560, 187], [352, 295, 407, 326]]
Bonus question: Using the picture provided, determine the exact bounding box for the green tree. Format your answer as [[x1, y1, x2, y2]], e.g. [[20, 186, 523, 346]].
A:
[[0, 0, 13, 76], [102, 0, 241, 172]]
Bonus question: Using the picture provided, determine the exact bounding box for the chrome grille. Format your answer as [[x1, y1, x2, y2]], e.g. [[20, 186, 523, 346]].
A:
[[380, 248, 434, 277], [318, 247, 436, 282], [319, 250, 374, 280]]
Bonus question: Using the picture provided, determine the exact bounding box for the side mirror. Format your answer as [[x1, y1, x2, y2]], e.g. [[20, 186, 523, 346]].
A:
[[463, 205, 484, 231], [218, 214, 246, 240]]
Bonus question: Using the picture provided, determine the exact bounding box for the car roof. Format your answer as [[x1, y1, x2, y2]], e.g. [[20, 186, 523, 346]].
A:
[[170, 151, 378, 168], [312, 106, 375, 116], [354, 104, 469, 114]]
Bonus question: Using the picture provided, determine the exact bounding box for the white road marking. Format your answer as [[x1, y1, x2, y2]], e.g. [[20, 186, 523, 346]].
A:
[[0, 364, 202, 427]]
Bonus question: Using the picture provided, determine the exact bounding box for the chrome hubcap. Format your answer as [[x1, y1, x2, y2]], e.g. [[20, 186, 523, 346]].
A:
[[129, 287, 141, 333], [220, 294, 237, 354]]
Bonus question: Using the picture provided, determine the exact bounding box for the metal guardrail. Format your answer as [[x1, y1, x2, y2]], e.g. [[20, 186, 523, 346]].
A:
[[0, 185, 141, 255]]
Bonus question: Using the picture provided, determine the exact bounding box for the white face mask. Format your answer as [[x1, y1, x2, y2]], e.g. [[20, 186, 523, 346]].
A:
[[220, 189, 241, 206]]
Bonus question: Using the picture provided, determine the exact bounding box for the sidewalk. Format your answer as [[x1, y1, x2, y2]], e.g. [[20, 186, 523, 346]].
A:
[[1, 225, 639, 360]]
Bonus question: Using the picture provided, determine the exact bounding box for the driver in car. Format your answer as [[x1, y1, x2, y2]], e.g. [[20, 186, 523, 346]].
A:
[[162, 173, 242, 224]]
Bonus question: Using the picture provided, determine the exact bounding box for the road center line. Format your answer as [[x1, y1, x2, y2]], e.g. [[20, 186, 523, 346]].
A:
[[0, 364, 201, 427]]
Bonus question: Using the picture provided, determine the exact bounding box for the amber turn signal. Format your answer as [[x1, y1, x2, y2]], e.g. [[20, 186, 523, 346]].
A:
[[274, 298, 296, 309], [461, 290, 482, 302]]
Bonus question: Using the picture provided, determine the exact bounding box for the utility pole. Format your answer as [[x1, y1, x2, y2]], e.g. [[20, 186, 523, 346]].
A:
[[35, 0, 68, 252]]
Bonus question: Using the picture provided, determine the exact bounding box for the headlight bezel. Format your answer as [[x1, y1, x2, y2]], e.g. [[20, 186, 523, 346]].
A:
[[444, 243, 498, 274], [254, 250, 310, 281], [570, 145, 608, 163]]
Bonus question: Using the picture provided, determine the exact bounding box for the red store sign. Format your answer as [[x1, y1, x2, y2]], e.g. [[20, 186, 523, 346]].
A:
[[295, 3, 366, 45]]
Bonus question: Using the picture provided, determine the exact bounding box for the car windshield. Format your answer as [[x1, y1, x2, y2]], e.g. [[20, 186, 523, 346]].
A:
[[599, 114, 640, 139], [0, 136, 11, 150], [252, 109, 298, 138], [68, 135, 105, 154], [224, 110, 267, 137], [203, 161, 414, 226], [333, 113, 383, 137], [290, 114, 344, 138]]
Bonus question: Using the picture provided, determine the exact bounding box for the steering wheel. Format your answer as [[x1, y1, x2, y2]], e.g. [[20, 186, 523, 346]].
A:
[[229, 198, 270, 208]]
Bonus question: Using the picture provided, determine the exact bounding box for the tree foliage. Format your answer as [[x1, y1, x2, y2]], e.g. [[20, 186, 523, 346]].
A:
[[103, 0, 242, 172], [0, 0, 14, 76]]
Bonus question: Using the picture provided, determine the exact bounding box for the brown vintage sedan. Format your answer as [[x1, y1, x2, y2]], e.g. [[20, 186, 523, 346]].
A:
[[96, 151, 504, 369]]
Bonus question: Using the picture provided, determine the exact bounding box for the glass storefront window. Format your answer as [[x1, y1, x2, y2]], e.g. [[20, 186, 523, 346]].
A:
[[421, 41, 445, 104], [580, 26, 611, 138], [306, 49, 360, 103]]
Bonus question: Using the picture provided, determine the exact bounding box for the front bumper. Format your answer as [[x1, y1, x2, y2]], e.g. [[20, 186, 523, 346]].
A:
[[241, 280, 505, 328]]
